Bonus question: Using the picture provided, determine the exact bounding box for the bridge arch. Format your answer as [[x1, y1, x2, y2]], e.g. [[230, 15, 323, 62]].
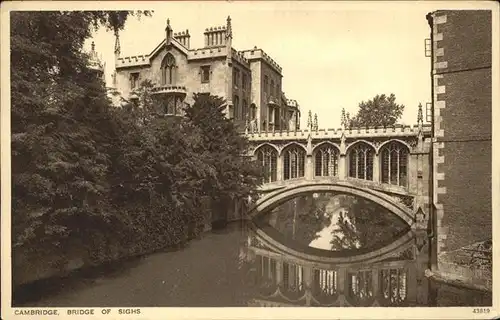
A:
[[248, 182, 414, 226]]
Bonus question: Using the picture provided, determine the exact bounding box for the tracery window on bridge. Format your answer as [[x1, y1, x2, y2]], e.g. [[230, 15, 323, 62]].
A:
[[256, 145, 278, 183], [283, 145, 306, 180], [348, 142, 374, 181], [313, 269, 337, 297], [282, 262, 304, 296], [379, 268, 408, 306], [256, 255, 278, 287], [347, 270, 374, 306], [314, 145, 339, 177], [161, 53, 176, 85], [380, 141, 409, 187]]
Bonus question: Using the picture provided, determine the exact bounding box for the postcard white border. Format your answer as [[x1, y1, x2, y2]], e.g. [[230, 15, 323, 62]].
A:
[[1, 1, 499, 319]]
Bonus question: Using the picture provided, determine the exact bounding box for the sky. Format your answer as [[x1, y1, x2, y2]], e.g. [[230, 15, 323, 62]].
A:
[[87, 1, 455, 129]]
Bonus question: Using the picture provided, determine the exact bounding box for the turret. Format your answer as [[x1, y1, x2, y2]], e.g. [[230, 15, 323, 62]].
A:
[[165, 18, 173, 46], [114, 30, 121, 64]]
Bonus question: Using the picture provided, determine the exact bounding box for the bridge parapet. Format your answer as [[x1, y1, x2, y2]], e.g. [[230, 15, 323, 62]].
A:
[[244, 124, 431, 142]]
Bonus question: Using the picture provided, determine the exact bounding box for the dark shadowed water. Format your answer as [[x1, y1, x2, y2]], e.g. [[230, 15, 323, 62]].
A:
[[14, 192, 491, 307]]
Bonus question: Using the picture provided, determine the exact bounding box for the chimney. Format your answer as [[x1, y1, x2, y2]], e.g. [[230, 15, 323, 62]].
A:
[[204, 22, 228, 48], [174, 29, 191, 48]]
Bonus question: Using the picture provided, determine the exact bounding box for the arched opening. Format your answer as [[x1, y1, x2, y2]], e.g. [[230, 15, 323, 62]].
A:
[[314, 144, 339, 177], [348, 142, 375, 181], [379, 268, 408, 306], [283, 144, 306, 180], [347, 270, 375, 306], [161, 53, 176, 85], [380, 141, 409, 187], [256, 145, 278, 183]]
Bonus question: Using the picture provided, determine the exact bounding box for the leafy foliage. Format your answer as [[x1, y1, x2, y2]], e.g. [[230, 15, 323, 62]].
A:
[[344, 93, 405, 128], [11, 11, 261, 286]]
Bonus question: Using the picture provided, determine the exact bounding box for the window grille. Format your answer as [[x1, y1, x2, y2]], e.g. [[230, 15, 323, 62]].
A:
[[348, 143, 374, 180], [315, 145, 339, 177], [283, 145, 305, 180], [256, 145, 278, 183], [380, 141, 409, 187]]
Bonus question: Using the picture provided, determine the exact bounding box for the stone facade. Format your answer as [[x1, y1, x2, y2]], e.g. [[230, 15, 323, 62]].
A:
[[110, 17, 301, 132], [427, 10, 492, 258]]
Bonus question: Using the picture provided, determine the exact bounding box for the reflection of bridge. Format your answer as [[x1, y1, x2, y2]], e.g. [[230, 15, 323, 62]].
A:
[[243, 120, 432, 229], [242, 224, 430, 307]]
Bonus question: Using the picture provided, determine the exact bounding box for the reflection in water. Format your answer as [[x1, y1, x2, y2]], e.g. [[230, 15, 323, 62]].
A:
[[243, 191, 425, 307], [244, 227, 422, 307], [256, 193, 410, 253]]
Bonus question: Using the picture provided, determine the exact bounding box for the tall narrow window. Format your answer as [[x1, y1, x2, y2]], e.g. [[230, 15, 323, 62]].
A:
[[256, 145, 278, 183], [201, 65, 210, 83], [161, 53, 176, 85], [233, 95, 240, 120], [380, 141, 409, 187], [270, 79, 275, 99], [242, 99, 248, 120], [315, 145, 339, 177], [130, 72, 140, 89], [242, 74, 247, 91], [264, 75, 269, 95], [250, 103, 257, 120], [283, 145, 306, 180], [348, 142, 374, 180], [233, 68, 240, 88]]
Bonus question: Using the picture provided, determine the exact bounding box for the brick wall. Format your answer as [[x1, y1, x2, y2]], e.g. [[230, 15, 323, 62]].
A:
[[431, 10, 492, 254]]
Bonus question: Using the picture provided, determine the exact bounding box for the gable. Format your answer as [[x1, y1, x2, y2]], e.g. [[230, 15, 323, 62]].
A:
[[149, 38, 189, 62]]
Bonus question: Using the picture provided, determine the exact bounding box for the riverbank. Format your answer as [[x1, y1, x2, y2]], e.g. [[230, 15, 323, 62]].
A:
[[13, 221, 248, 307]]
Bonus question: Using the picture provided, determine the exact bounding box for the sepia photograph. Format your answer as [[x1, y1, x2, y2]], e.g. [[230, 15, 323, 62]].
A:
[[1, 1, 498, 319]]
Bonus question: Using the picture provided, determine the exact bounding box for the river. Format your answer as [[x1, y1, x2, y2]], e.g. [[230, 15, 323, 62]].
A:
[[14, 192, 491, 307]]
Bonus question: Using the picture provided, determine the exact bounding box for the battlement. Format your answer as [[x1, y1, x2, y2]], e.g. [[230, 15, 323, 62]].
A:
[[245, 124, 432, 141], [286, 99, 299, 108], [232, 49, 250, 67], [242, 47, 282, 75], [116, 54, 149, 68], [188, 46, 227, 60]]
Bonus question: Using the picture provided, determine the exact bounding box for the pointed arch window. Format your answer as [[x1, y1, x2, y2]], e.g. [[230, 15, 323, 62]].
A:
[[283, 145, 306, 180], [256, 145, 278, 183], [161, 53, 176, 85], [379, 268, 408, 306], [347, 270, 374, 306], [315, 145, 339, 177], [348, 142, 374, 181], [380, 141, 409, 187]]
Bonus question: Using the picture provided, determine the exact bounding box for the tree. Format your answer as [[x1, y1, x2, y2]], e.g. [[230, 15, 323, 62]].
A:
[[330, 196, 409, 251], [11, 11, 151, 278], [183, 93, 262, 227], [345, 93, 405, 128]]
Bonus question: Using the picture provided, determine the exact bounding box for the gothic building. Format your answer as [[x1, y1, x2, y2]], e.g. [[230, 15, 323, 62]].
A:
[[109, 16, 301, 132]]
